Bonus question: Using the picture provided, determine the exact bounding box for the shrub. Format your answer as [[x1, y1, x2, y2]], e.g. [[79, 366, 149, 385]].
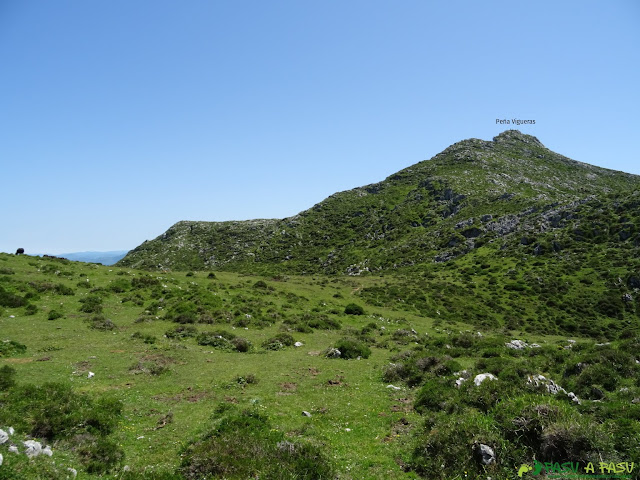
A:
[[231, 337, 251, 353], [197, 330, 249, 352], [344, 303, 365, 315], [131, 332, 157, 344], [178, 409, 334, 480], [414, 377, 459, 414], [262, 333, 295, 351], [79, 295, 103, 313], [0, 286, 26, 308], [131, 276, 160, 289], [73, 434, 125, 474], [24, 303, 38, 315], [410, 409, 503, 479], [165, 325, 198, 340], [129, 355, 173, 375], [108, 278, 130, 293], [166, 301, 198, 324], [0, 365, 17, 390], [86, 314, 116, 331], [234, 374, 259, 386], [333, 337, 371, 359], [54, 283, 75, 295], [48, 309, 63, 320], [0, 340, 27, 357], [0, 382, 123, 440]]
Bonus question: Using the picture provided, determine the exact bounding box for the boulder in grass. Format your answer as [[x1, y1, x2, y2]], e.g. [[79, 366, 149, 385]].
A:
[[505, 339, 528, 350], [473, 373, 497, 386], [474, 443, 496, 465], [24, 440, 42, 457], [0, 429, 8, 444]]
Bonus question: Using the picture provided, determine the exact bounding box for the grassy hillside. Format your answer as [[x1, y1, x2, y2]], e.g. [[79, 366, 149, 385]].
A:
[[2, 253, 640, 479]]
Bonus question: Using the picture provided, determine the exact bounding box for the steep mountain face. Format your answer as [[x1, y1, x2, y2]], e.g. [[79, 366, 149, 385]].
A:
[[118, 130, 640, 274]]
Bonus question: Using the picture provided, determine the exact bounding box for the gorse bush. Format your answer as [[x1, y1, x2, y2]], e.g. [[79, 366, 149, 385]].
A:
[[196, 329, 251, 352], [333, 337, 371, 359], [262, 333, 295, 350], [179, 408, 334, 479], [0, 285, 26, 307], [165, 325, 198, 339], [0, 365, 17, 390], [48, 309, 63, 320], [0, 340, 27, 357], [79, 294, 103, 313], [344, 303, 365, 315]]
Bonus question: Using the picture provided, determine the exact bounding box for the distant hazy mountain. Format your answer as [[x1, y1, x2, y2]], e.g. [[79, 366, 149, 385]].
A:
[[54, 251, 129, 266]]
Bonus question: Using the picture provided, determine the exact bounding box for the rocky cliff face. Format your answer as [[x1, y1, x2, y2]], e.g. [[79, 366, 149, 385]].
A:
[[118, 130, 640, 273]]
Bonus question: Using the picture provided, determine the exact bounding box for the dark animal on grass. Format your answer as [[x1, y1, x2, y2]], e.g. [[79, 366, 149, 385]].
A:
[[15, 248, 24, 255]]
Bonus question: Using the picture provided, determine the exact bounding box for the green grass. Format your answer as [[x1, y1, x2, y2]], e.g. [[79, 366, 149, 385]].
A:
[[2, 252, 640, 479]]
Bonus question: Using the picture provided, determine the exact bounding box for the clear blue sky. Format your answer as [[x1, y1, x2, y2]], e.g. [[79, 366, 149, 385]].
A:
[[1, 0, 639, 254]]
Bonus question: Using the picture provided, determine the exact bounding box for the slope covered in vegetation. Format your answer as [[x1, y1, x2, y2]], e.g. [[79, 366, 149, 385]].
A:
[[2, 253, 640, 479]]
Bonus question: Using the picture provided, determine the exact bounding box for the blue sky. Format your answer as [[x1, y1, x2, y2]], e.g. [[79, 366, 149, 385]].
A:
[[1, 1, 639, 254]]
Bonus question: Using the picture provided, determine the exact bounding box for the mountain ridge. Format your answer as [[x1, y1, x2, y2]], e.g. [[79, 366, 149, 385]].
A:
[[117, 130, 640, 273]]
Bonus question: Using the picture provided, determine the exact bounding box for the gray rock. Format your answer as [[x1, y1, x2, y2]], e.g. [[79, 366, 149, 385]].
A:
[[474, 373, 497, 386], [294, 342, 304, 347], [386, 384, 401, 391], [277, 441, 296, 454], [546, 380, 566, 395], [0, 453, 3, 466], [8, 445, 18, 454], [505, 339, 528, 350], [325, 348, 341, 359], [568, 392, 581, 404], [474, 443, 496, 465], [24, 440, 42, 457], [455, 377, 467, 388], [67, 468, 78, 478], [42, 445, 53, 456], [0, 429, 8, 444], [622, 293, 633, 303], [302, 411, 312, 417]]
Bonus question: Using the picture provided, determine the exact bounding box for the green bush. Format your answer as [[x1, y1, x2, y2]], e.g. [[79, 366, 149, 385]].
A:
[[414, 377, 459, 414], [0, 285, 26, 307], [165, 325, 198, 340], [131, 332, 157, 344], [178, 409, 334, 479], [344, 303, 365, 315], [86, 314, 116, 331], [262, 333, 295, 351], [48, 309, 63, 320], [74, 434, 125, 474], [131, 276, 160, 289], [410, 409, 503, 479], [24, 303, 38, 315], [108, 278, 130, 293], [165, 301, 198, 324], [0, 382, 122, 440], [333, 337, 371, 359], [0, 365, 17, 390], [79, 295, 103, 313], [0, 340, 27, 357]]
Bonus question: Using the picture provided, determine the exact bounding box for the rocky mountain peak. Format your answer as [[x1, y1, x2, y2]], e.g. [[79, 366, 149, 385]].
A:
[[492, 130, 545, 148]]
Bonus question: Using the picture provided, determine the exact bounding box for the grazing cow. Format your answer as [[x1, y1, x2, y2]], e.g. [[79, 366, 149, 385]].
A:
[[15, 248, 24, 255]]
